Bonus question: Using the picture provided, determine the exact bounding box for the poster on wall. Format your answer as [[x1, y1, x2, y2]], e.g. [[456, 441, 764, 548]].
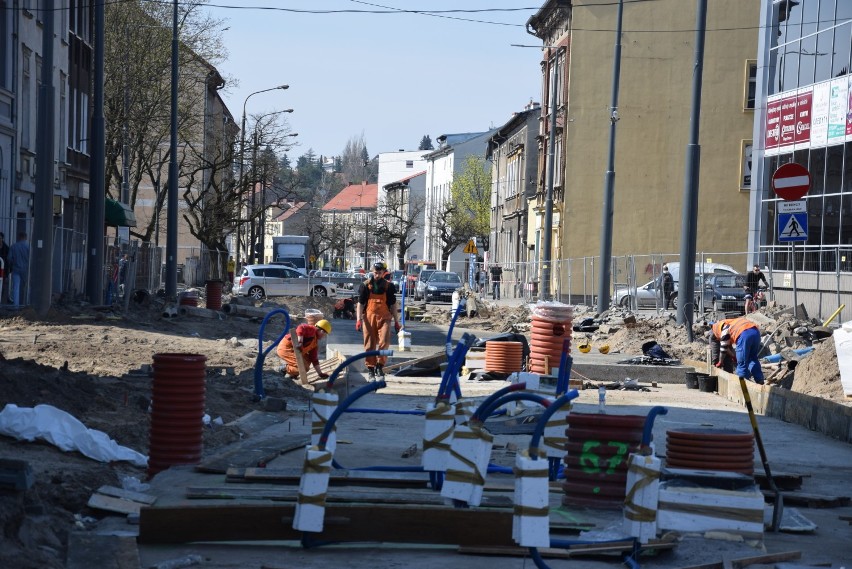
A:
[[847, 74, 852, 140], [765, 95, 782, 155], [811, 81, 830, 146], [828, 78, 847, 144]]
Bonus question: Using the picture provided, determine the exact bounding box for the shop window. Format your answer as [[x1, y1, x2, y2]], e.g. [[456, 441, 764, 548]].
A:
[[744, 61, 757, 110]]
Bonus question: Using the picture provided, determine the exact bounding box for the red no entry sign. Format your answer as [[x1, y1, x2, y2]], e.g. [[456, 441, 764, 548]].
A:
[[772, 163, 810, 201]]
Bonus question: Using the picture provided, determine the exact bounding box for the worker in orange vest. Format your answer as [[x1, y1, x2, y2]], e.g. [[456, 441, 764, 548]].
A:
[[277, 320, 332, 379], [356, 261, 402, 380], [709, 318, 764, 384]]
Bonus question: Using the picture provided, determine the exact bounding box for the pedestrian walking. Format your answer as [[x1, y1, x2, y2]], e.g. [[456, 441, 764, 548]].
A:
[[658, 265, 674, 309], [227, 256, 236, 284], [490, 264, 503, 300], [8, 232, 30, 306], [477, 267, 487, 294], [356, 261, 402, 379], [277, 320, 332, 380], [709, 318, 764, 384]]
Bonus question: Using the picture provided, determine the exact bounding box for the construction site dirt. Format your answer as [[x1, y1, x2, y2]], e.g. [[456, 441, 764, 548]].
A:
[[0, 292, 849, 569]]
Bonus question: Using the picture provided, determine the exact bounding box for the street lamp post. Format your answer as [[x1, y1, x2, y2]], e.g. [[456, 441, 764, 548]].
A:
[[237, 84, 288, 263]]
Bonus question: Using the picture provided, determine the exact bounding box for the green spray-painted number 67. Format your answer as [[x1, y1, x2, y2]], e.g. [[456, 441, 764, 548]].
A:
[[579, 440, 630, 475]]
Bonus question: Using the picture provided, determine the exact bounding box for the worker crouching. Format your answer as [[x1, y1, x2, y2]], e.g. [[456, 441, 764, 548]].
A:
[[278, 319, 333, 380], [356, 261, 402, 380]]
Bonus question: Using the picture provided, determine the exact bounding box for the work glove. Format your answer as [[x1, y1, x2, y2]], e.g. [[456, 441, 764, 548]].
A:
[[395, 323, 402, 333], [317, 372, 329, 379], [355, 320, 362, 331], [715, 361, 723, 368]]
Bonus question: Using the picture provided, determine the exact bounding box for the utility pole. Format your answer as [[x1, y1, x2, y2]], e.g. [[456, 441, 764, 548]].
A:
[[86, 0, 106, 305], [165, 0, 179, 301], [540, 46, 564, 301], [32, 0, 56, 315], [249, 131, 258, 264], [596, 0, 625, 314], [676, 0, 708, 341]]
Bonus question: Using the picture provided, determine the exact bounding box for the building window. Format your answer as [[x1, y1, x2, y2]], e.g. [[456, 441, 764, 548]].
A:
[[744, 60, 756, 110], [22, 50, 32, 149], [405, 160, 414, 168], [59, 73, 67, 162], [740, 140, 752, 190]]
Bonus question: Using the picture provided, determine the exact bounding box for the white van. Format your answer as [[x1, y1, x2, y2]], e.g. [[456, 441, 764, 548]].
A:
[[613, 261, 738, 309], [664, 262, 738, 283]]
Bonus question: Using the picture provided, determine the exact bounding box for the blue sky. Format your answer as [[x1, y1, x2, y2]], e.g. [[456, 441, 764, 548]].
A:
[[211, 1, 545, 160]]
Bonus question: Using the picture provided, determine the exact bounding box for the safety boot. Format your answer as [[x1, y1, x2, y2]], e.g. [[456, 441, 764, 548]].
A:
[[367, 367, 376, 381], [375, 364, 385, 379]]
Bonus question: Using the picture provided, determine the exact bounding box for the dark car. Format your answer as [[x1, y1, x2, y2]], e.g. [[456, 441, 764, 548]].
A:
[[413, 269, 437, 301], [702, 273, 748, 312], [421, 271, 462, 303]]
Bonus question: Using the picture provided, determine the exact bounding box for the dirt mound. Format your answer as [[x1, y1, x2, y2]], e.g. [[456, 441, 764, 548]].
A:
[[599, 315, 708, 361], [784, 339, 846, 403]]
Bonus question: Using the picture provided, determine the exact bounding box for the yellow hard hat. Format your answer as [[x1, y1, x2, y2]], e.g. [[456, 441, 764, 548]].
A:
[[316, 319, 332, 334], [578, 341, 591, 353], [598, 344, 610, 354]]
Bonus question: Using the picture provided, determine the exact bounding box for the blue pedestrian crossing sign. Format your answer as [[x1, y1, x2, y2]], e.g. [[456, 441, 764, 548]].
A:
[[778, 212, 807, 242]]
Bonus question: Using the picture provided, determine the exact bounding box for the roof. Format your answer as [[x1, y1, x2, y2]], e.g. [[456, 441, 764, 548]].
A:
[[387, 170, 426, 187], [274, 201, 309, 222], [323, 182, 378, 212]]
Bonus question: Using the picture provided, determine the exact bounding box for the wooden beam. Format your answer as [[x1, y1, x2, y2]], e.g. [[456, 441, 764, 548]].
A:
[[676, 550, 801, 569], [139, 503, 517, 546], [290, 329, 310, 385]]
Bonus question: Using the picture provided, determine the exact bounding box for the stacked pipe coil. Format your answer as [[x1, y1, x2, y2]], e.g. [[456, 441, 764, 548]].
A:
[[148, 353, 207, 477], [529, 303, 573, 375], [562, 413, 646, 509], [484, 341, 524, 373], [178, 289, 199, 307], [205, 280, 224, 311], [665, 428, 754, 475]]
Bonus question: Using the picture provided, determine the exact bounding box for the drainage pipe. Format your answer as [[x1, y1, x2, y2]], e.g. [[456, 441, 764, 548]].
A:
[[253, 308, 291, 399], [318, 379, 387, 451]]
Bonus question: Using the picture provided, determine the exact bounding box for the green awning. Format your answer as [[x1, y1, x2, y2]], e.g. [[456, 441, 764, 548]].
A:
[[105, 198, 136, 227]]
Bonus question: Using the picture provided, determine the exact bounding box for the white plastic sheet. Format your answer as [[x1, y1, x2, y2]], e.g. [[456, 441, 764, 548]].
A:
[[0, 404, 148, 467]]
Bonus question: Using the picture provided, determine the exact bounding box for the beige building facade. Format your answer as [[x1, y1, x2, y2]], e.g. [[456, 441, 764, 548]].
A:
[[528, 0, 759, 296]]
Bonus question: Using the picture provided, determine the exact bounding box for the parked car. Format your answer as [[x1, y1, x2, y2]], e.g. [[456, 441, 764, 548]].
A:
[[390, 270, 405, 293], [420, 271, 462, 303], [234, 264, 336, 300], [701, 273, 749, 312], [413, 269, 438, 301], [613, 262, 738, 310]]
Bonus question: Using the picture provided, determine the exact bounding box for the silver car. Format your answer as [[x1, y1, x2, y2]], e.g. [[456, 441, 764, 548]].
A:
[[234, 264, 336, 300]]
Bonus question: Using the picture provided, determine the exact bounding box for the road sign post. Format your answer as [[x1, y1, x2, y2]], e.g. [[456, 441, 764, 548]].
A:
[[772, 164, 811, 311]]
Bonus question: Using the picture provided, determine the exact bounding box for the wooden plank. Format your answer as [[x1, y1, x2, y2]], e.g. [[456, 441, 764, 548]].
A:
[[184, 485, 514, 508], [458, 535, 676, 559], [383, 350, 446, 372], [87, 493, 144, 515], [290, 329, 310, 385], [676, 551, 802, 569], [230, 467, 430, 487], [195, 434, 309, 474], [139, 503, 518, 546], [94, 485, 157, 505], [66, 533, 140, 569], [762, 490, 851, 508]]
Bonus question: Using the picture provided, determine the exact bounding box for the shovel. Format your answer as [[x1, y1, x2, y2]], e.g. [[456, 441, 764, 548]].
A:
[[738, 377, 784, 531]]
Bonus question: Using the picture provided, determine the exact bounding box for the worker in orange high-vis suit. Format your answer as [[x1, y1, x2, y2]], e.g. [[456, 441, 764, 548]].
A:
[[709, 317, 764, 384], [277, 320, 332, 380], [356, 261, 402, 380]]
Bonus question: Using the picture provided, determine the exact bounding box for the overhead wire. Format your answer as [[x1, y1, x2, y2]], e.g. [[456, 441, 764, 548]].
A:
[[6, 0, 850, 36]]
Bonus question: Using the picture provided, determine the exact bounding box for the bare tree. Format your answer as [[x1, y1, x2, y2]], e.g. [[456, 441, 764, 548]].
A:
[[435, 200, 470, 266], [104, 0, 230, 244], [375, 191, 425, 270]]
